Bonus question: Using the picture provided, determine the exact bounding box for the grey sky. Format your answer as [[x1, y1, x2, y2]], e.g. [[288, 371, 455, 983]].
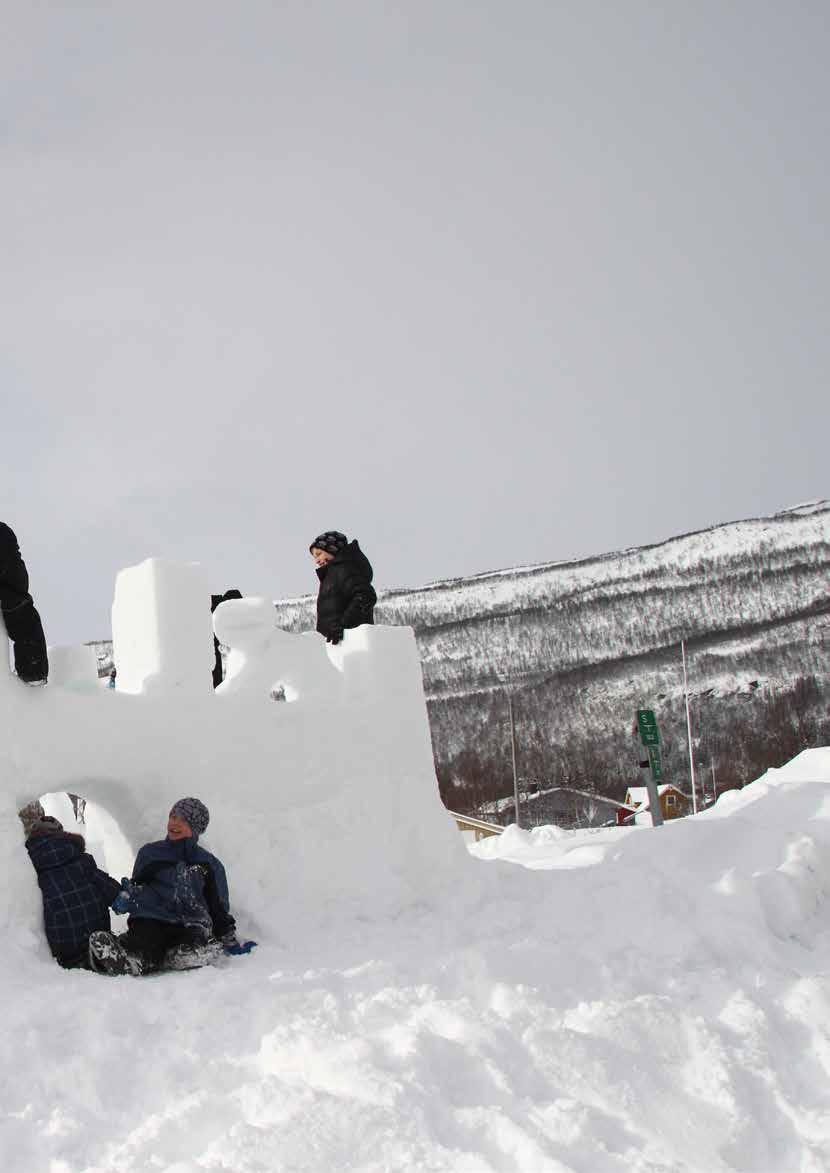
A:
[[3, 1, 828, 644]]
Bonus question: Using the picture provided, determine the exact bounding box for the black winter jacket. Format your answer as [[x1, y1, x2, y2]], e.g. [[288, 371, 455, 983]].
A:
[[26, 831, 121, 965], [315, 541, 377, 639], [0, 521, 49, 682], [0, 522, 32, 609]]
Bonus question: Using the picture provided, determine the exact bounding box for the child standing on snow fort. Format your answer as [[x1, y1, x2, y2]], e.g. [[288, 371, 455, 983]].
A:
[[309, 531, 376, 645], [19, 801, 121, 969], [88, 797, 255, 976], [0, 521, 48, 684]]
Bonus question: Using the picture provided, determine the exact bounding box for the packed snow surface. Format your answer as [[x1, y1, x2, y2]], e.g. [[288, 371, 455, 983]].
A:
[[2, 560, 830, 1172]]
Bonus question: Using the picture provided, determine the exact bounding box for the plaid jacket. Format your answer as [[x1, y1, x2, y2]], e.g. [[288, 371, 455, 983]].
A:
[[26, 832, 120, 962]]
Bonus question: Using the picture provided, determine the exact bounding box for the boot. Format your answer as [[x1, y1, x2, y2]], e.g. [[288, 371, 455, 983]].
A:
[[88, 930, 145, 976], [162, 939, 223, 971]]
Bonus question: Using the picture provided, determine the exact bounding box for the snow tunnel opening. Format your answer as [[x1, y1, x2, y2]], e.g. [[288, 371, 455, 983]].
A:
[[35, 790, 135, 892]]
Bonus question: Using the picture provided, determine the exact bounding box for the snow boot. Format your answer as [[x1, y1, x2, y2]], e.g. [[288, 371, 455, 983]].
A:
[[162, 938, 223, 971], [88, 930, 145, 976]]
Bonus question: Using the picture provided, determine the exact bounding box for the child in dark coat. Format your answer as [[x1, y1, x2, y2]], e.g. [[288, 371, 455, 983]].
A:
[[0, 522, 48, 684], [309, 531, 377, 645], [89, 797, 254, 976], [20, 801, 121, 969]]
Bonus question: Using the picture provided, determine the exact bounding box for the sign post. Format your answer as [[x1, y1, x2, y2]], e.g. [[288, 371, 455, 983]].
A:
[[636, 709, 664, 827]]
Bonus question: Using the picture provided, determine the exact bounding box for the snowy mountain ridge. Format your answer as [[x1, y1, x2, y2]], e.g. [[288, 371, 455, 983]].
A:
[[270, 501, 827, 612], [274, 500, 828, 632]]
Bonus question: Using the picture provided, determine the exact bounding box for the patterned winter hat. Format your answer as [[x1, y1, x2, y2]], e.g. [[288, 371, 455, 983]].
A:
[[169, 797, 210, 837], [18, 800, 63, 839], [18, 800, 46, 838], [309, 531, 348, 556]]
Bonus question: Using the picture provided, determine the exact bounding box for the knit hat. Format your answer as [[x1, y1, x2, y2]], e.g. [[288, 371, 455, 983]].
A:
[[18, 797, 45, 835], [309, 531, 348, 556], [18, 800, 64, 839], [18, 800, 46, 838], [169, 797, 210, 837]]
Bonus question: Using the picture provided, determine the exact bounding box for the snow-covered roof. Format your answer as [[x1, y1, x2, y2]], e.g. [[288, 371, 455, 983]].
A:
[[481, 785, 636, 816], [625, 784, 688, 806]]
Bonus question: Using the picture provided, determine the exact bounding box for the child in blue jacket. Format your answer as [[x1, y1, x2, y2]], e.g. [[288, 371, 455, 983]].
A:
[[89, 797, 253, 975]]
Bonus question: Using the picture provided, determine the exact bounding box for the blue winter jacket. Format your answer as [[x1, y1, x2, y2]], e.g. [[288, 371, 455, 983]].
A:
[[26, 832, 120, 964], [122, 837, 236, 942]]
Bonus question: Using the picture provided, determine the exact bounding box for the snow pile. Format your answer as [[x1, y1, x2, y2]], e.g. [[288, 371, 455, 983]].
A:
[[2, 560, 830, 1171]]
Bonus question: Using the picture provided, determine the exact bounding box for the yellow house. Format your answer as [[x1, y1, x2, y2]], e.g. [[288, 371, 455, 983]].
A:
[[624, 784, 691, 821]]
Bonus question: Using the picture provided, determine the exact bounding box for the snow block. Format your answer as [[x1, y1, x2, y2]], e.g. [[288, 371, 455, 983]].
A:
[[214, 596, 342, 703], [111, 558, 214, 696], [47, 644, 99, 691]]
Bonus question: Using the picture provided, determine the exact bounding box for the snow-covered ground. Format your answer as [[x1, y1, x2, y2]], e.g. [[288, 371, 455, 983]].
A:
[[6, 749, 830, 1173], [3, 560, 830, 1172]]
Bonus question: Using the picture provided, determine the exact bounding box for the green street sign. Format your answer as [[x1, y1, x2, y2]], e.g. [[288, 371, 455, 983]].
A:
[[637, 709, 661, 746], [647, 744, 663, 781]]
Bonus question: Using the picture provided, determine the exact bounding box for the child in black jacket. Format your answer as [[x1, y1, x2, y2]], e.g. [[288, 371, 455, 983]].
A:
[[0, 522, 48, 684], [309, 531, 376, 645]]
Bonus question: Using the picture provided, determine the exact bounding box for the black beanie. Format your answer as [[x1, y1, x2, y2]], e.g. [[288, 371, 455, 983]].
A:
[[309, 531, 348, 556]]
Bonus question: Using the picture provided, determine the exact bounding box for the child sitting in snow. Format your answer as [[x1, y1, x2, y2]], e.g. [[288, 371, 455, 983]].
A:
[[20, 800, 121, 969], [89, 797, 254, 976]]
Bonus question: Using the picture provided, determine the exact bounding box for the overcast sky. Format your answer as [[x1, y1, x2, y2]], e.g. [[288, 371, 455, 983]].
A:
[[3, 1, 828, 644]]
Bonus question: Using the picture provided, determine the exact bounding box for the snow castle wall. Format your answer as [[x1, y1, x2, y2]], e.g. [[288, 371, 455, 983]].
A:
[[0, 559, 471, 959]]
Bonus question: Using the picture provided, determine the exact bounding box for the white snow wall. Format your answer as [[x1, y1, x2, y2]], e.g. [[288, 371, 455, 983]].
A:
[[0, 559, 470, 957]]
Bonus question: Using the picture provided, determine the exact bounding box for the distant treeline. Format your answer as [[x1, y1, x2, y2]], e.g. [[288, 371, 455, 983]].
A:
[[436, 673, 830, 820]]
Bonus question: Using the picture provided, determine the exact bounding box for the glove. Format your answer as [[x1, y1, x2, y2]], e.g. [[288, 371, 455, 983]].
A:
[[221, 931, 257, 956], [225, 940, 257, 956], [326, 627, 344, 645], [112, 890, 132, 915]]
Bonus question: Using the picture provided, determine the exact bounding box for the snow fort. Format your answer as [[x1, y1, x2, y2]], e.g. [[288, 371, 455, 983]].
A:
[[0, 557, 470, 957]]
